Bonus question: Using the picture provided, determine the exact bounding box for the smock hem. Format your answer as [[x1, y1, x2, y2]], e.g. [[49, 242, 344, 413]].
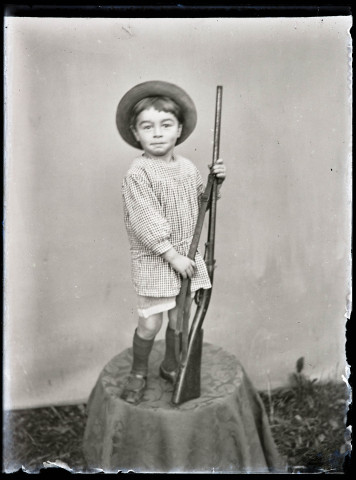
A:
[[137, 289, 205, 318]]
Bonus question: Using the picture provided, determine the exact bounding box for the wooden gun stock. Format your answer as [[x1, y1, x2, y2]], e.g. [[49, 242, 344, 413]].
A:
[[172, 86, 223, 405]]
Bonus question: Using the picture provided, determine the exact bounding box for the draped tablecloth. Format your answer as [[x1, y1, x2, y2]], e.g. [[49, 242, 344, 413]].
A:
[[83, 340, 284, 473]]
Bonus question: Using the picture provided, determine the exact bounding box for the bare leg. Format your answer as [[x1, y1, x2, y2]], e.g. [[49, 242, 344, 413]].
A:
[[137, 312, 163, 340], [167, 296, 193, 329]]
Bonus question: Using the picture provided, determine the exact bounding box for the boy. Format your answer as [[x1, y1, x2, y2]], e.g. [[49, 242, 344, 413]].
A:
[[116, 81, 226, 404]]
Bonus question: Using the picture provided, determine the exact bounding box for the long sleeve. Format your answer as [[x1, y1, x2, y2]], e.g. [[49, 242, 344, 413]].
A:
[[122, 173, 173, 255]]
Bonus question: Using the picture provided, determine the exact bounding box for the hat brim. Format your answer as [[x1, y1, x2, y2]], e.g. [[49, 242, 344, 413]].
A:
[[116, 81, 197, 149]]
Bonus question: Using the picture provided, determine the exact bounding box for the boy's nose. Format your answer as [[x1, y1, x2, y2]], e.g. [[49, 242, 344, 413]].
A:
[[153, 126, 162, 137]]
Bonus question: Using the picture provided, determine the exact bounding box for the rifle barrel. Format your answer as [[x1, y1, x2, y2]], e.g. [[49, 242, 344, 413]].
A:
[[206, 86, 223, 284], [212, 86, 223, 166]]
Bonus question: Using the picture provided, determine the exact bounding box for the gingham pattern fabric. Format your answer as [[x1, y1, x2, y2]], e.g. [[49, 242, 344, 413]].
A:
[[122, 153, 212, 297]]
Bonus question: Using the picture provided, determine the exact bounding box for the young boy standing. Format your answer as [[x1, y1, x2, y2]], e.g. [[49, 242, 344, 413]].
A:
[[116, 81, 226, 404]]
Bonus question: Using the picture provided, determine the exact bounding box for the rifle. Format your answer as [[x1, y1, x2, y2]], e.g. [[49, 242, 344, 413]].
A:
[[172, 86, 223, 405]]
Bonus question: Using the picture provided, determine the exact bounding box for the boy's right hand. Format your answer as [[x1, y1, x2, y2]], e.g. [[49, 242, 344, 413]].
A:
[[161, 248, 196, 279], [170, 254, 196, 279]]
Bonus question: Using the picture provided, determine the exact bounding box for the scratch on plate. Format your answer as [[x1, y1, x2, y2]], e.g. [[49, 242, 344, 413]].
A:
[[122, 26, 133, 37]]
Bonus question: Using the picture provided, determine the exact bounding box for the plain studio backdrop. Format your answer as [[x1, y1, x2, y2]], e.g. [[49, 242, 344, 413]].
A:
[[4, 17, 352, 410]]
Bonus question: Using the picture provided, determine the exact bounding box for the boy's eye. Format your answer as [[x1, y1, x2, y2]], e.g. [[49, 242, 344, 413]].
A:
[[163, 123, 172, 128]]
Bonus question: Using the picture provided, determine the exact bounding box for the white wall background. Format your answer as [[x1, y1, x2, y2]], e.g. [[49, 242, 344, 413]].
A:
[[4, 17, 352, 410]]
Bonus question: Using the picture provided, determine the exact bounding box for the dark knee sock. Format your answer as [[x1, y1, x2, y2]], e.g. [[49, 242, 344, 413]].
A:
[[132, 329, 155, 376], [162, 325, 178, 372]]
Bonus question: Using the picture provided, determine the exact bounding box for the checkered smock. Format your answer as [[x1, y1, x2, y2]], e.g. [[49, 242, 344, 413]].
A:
[[122, 154, 212, 297]]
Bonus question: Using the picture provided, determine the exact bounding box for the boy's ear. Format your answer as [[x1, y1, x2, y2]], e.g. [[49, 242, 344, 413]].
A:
[[177, 123, 183, 138]]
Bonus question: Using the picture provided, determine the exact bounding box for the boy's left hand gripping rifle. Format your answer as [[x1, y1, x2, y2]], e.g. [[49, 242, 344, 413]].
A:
[[172, 86, 223, 406]]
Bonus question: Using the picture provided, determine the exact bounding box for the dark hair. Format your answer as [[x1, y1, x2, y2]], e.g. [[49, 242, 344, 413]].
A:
[[129, 96, 183, 129]]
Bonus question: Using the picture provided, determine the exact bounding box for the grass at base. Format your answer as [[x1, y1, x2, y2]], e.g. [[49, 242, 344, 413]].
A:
[[3, 380, 350, 473]]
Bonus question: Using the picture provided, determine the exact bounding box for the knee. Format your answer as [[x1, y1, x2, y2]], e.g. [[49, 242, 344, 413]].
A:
[[137, 313, 163, 340]]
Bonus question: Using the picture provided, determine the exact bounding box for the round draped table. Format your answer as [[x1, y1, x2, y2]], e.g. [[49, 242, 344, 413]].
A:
[[83, 340, 284, 473]]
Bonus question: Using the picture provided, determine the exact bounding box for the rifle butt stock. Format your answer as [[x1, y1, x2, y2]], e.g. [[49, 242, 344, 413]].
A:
[[171, 328, 204, 405], [171, 287, 212, 405]]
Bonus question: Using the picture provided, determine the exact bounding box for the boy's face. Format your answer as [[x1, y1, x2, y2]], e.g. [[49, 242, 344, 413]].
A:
[[132, 107, 182, 158]]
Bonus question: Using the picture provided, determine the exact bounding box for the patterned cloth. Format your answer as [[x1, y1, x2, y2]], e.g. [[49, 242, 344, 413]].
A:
[[83, 340, 285, 473], [122, 153, 212, 297]]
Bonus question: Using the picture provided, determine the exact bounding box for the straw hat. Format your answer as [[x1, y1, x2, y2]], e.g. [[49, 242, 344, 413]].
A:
[[116, 80, 197, 149]]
